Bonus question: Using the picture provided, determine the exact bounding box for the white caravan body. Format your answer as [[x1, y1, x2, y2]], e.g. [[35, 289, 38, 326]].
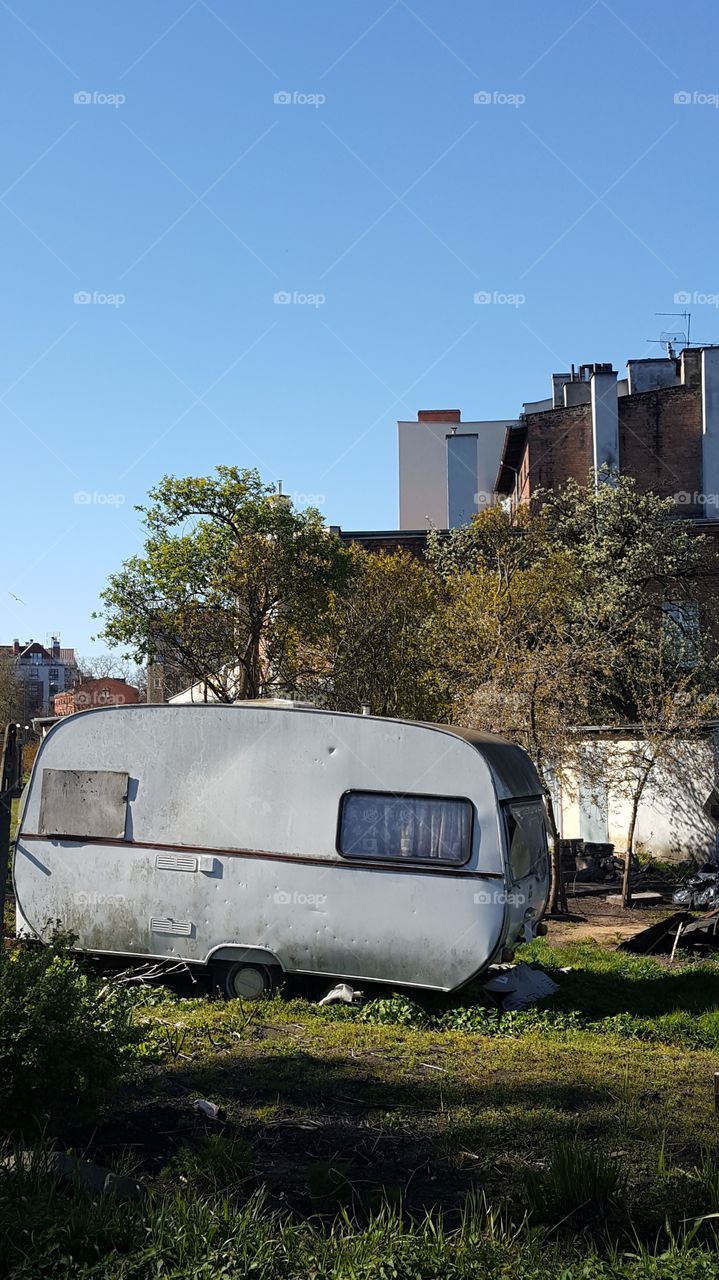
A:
[[14, 704, 550, 992]]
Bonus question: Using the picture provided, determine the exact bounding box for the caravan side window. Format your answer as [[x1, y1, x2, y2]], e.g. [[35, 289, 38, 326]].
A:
[[504, 800, 548, 881], [337, 791, 472, 866]]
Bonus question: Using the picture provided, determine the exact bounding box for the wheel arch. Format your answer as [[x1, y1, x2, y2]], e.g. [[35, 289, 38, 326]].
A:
[[205, 944, 285, 971]]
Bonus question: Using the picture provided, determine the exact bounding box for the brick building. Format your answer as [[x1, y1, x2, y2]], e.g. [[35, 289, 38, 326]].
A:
[[53, 677, 140, 716], [495, 347, 719, 515]]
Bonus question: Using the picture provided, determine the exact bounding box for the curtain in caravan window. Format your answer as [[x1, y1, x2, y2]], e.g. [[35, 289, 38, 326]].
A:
[[339, 792, 472, 866]]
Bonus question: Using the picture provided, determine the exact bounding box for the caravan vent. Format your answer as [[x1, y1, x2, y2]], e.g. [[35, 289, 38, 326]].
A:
[[150, 917, 193, 937], [155, 853, 198, 873]]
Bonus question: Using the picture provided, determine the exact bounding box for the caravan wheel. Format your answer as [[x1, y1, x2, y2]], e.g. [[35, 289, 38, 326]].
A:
[[214, 961, 276, 1001]]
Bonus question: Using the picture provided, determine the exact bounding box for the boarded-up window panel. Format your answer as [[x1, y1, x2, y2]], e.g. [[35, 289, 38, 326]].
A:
[[38, 769, 129, 839]]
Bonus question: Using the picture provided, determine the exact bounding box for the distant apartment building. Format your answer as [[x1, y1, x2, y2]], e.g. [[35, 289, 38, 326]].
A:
[[330, 345, 719, 556], [0, 638, 76, 717], [495, 347, 719, 515], [398, 409, 516, 529], [53, 677, 140, 717]]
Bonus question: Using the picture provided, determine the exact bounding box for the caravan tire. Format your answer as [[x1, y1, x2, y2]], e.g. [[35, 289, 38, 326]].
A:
[[213, 961, 277, 1001]]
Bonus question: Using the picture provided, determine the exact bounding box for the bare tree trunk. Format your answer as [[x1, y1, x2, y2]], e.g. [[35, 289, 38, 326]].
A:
[[622, 760, 654, 909], [621, 802, 639, 909], [545, 790, 568, 915]]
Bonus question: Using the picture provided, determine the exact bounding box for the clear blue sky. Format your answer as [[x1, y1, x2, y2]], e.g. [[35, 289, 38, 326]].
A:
[[2, 0, 718, 654]]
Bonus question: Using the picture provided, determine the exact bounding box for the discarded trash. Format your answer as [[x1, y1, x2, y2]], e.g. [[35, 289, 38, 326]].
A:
[[619, 912, 696, 955], [52, 1152, 144, 1201], [318, 982, 363, 1006], [673, 866, 719, 911], [680, 911, 719, 948], [482, 963, 559, 1011], [621, 906, 719, 954], [195, 1099, 221, 1119], [607, 890, 664, 907]]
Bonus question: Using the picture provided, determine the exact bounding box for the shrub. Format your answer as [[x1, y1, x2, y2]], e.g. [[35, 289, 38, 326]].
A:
[[0, 933, 145, 1134]]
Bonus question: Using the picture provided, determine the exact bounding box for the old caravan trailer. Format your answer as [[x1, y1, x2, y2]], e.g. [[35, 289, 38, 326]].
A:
[[13, 703, 550, 996]]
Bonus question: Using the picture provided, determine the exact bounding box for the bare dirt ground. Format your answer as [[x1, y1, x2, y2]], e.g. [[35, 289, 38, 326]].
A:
[[549, 880, 677, 945]]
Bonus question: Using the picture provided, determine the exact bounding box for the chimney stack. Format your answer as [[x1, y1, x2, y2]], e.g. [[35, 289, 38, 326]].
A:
[[418, 409, 461, 423], [590, 367, 619, 481]]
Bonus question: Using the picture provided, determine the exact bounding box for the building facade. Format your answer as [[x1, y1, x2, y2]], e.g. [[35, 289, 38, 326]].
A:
[[53, 677, 140, 716], [495, 347, 719, 515], [1, 638, 76, 718], [398, 409, 516, 529]]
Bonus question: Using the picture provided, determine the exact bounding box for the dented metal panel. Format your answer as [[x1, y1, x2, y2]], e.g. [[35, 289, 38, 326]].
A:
[[38, 769, 129, 839], [14, 704, 550, 992]]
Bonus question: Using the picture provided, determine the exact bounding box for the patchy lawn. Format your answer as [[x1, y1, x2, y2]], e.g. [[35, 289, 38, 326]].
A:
[[47, 933, 719, 1228], [6, 897, 719, 1277]]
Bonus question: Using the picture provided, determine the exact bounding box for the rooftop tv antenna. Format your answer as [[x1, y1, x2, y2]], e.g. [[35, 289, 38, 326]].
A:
[[647, 311, 691, 354]]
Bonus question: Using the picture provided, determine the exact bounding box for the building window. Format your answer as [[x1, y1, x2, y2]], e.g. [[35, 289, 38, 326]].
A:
[[337, 791, 473, 866], [662, 601, 699, 668]]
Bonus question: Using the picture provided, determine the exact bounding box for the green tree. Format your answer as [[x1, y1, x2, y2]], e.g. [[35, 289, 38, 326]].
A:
[[97, 467, 353, 702], [307, 547, 448, 721], [0, 654, 22, 728], [433, 476, 718, 912]]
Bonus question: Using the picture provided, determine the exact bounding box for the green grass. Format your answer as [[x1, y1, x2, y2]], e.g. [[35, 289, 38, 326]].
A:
[[6, 936, 719, 1275], [4, 1154, 719, 1279]]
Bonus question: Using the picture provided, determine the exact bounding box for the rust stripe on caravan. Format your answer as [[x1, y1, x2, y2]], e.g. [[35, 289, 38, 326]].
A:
[[18, 832, 505, 881]]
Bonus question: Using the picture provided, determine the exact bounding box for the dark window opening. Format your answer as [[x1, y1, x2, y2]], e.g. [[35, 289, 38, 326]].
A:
[[338, 791, 472, 866]]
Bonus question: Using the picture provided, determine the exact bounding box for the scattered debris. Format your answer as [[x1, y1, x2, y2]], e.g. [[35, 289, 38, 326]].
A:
[[673, 866, 719, 911], [620, 906, 719, 955], [482, 963, 559, 1011], [606, 891, 664, 907], [318, 982, 363, 1006], [52, 1152, 144, 1201], [680, 911, 719, 947], [195, 1098, 221, 1119], [619, 912, 696, 955]]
